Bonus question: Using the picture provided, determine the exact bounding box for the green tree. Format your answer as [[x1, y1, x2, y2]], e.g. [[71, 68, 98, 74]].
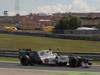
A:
[[96, 21, 100, 29], [53, 15, 81, 33]]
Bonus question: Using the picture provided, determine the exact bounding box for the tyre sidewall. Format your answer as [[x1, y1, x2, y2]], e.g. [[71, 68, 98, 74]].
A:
[[20, 55, 30, 66]]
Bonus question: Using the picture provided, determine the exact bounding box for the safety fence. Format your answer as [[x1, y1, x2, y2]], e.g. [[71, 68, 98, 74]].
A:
[[0, 50, 18, 57], [0, 50, 100, 61]]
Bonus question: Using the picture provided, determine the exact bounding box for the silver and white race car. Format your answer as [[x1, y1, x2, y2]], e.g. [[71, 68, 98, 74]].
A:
[[19, 49, 92, 68]]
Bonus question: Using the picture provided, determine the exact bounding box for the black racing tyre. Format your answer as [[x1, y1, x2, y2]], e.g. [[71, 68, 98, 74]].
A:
[[69, 57, 77, 67], [88, 62, 92, 65], [20, 55, 29, 66]]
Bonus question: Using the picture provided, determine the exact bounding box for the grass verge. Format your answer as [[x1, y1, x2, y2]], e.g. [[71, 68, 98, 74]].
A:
[[32, 70, 100, 75], [0, 57, 19, 62], [67, 71, 100, 75], [0, 33, 100, 52], [92, 61, 100, 65]]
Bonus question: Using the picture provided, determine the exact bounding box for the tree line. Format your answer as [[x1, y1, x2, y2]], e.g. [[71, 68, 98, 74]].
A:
[[53, 14, 100, 34]]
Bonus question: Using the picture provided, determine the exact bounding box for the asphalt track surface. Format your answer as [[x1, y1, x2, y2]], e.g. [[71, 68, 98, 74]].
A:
[[0, 61, 100, 72]]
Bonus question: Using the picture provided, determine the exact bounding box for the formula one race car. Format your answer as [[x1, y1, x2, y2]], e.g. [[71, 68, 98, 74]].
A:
[[19, 49, 92, 68]]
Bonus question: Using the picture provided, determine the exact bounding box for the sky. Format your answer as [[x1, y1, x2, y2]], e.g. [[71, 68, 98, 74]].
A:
[[0, 0, 100, 16]]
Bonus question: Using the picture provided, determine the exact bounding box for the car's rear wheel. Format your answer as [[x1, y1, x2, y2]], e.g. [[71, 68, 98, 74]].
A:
[[20, 55, 29, 66]]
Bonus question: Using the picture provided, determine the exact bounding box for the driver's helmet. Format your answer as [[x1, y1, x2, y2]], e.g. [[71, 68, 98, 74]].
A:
[[48, 48, 53, 54], [49, 48, 52, 51]]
